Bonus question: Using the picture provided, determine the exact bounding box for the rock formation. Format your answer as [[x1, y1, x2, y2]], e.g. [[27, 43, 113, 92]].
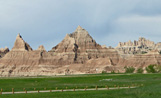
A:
[[0, 47, 9, 58], [116, 38, 161, 70], [0, 26, 161, 77], [37, 45, 46, 52], [50, 26, 119, 64], [11, 33, 33, 51], [118, 51, 161, 69], [115, 37, 160, 54], [0, 26, 120, 77]]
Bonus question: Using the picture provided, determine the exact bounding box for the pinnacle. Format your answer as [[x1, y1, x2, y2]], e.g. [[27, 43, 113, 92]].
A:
[[75, 25, 84, 31], [37, 45, 46, 51], [17, 33, 22, 39], [11, 34, 33, 51]]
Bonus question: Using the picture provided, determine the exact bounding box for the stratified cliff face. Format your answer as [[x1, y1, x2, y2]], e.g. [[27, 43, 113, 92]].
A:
[[69, 25, 102, 52], [1, 26, 161, 77], [0, 26, 120, 77], [115, 37, 161, 54], [51, 25, 101, 53], [117, 37, 155, 48], [49, 26, 120, 65], [116, 38, 161, 70], [118, 50, 161, 69]]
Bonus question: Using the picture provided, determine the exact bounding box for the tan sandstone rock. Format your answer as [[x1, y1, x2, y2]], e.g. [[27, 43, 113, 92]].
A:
[[37, 45, 46, 52], [116, 37, 156, 54], [11, 33, 32, 51], [0, 26, 120, 77], [1, 26, 161, 77], [0, 47, 9, 58]]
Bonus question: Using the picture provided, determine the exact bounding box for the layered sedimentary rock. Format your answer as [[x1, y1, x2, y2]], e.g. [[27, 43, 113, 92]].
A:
[[117, 37, 155, 47], [0, 47, 9, 58], [118, 50, 161, 70], [1, 26, 161, 77], [0, 26, 120, 77], [116, 37, 161, 70], [155, 42, 161, 51], [49, 26, 119, 64], [41, 26, 120, 73], [116, 37, 161, 54], [0, 35, 41, 76]]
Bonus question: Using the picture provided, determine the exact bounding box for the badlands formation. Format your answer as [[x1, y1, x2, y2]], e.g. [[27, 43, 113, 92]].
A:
[[0, 47, 9, 58], [0, 26, 161, 77], [116, 37, 161, 54]]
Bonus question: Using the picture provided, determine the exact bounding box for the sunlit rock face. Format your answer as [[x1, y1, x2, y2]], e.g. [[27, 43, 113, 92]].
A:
[[115, 37, 158, 54], [1, 26, 161, 77], [0, 26, 120, 77], [11, 33, 33, 52], [50, 26, 120, 65]]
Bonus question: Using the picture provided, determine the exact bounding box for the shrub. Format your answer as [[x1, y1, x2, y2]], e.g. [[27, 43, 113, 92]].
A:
[[141, 51, 147, 54], [124, 66, 135, 73], [159, 51, 161, 54], [102, 70, 107, 74], [111, 70, 115, 74], [137, 68, 144, 73], [155, 65, 161, 73], [146, 64, 157, 73]]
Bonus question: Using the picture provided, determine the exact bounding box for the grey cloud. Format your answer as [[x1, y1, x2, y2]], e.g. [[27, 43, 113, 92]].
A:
[[0, 0, 161, 50]]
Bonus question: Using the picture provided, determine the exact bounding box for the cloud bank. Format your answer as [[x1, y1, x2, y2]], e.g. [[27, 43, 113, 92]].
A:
[[0, 0, 161, 50]]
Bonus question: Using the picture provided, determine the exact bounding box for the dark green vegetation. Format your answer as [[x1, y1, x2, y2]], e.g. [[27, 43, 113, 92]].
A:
[[124, 66, 135, 73], [123, 64, 161, 74], [136, 68, 144, 73], [146, 65, 157, 73], [146, 64, 161, 73], [1, 74, 161, 98]]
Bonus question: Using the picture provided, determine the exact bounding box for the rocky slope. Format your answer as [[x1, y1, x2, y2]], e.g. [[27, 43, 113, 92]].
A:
[[0, 26, 120, 77], [118, 50, 161, 70], [0, 47, 9, 58], [0, 26, 161, 77]]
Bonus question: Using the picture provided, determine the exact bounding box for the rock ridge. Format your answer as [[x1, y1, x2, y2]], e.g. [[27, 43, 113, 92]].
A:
[[116, 37, 161, 54], [0, 26, 161, 77]]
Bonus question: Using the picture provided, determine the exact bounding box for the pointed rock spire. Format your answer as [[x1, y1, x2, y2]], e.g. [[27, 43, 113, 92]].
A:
[[50, 25, 101, 53], [0, 47, 9, 54], [74, 25, 89, 34], [75, 25, 84, 31], [11, 33, 33, 51], [17, 33, 21, 37], [37, 45, 46, 51]]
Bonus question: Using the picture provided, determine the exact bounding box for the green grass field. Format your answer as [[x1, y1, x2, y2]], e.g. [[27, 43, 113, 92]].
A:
[[0, 73, 161, 98]]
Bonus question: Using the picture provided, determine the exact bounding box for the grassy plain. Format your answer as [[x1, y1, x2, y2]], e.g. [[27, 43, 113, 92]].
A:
[[0, 73, 161, 98]]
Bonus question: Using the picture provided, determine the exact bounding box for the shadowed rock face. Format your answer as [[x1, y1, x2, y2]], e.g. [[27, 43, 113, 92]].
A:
[[0, 47, 9, 58], [51, 26, 101, 53], [69, 25, 101, 52]]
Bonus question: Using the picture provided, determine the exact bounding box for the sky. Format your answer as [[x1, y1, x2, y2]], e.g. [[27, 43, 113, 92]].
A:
[[0, 0, 161, 50]]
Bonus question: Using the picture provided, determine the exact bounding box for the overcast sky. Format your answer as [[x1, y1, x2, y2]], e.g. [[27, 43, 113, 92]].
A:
[[0, 0, 161, 50]]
